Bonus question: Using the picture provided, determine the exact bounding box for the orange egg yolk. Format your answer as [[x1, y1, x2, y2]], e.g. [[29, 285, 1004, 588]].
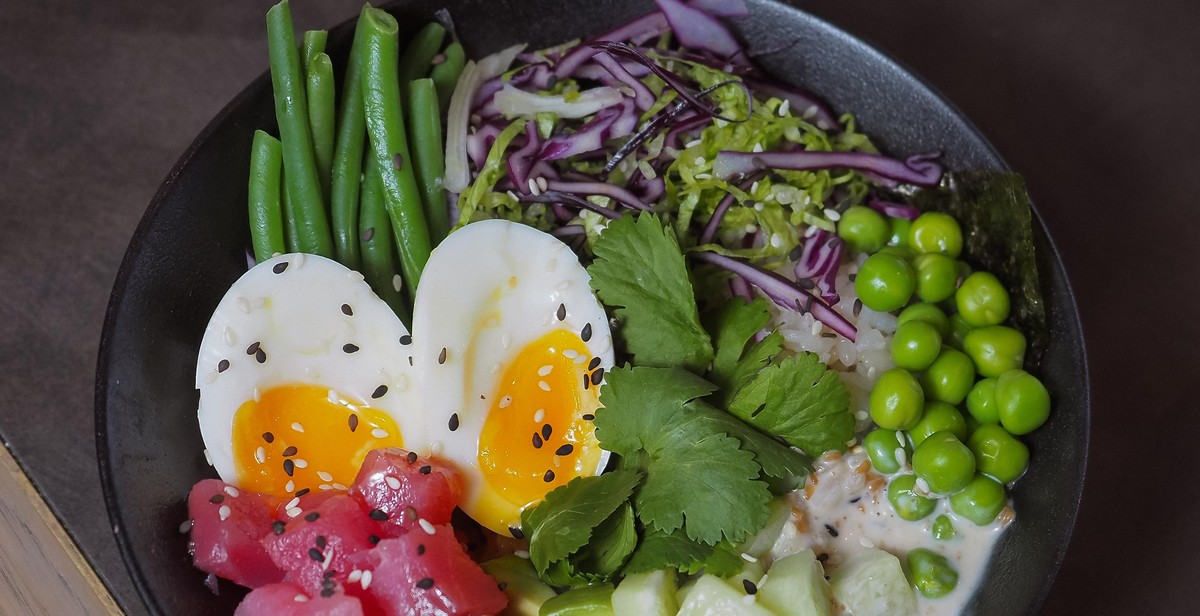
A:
[[477, 328, 604, 522], [232, 384, 404, 497]]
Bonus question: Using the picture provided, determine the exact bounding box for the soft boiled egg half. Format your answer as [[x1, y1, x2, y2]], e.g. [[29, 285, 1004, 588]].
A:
[[196, 220, 612, 534]]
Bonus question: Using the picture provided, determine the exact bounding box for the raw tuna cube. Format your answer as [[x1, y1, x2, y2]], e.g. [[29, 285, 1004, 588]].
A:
[[187, 479, 284, 588], [263, 494, 384, 597], [345, 523, 507, 616], [234, 582, 364, 616], [349, 448, 463, 537]]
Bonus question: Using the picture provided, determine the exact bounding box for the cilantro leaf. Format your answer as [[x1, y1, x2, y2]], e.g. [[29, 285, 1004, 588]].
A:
[[521, 469, 641, 577], [588, 213, 713, 372], [694, 540, 744, 577], [704, 296, 773, 390], [689, 399, 812, 481], [720, 331, 783, 408], [571, 503, 637, 578], [593, 364, 716, 456], [727, 351, 853, 454], [623, 526, 712, 575]]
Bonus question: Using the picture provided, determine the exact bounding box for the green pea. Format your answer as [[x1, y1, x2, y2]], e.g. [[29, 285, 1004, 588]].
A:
[[945, 313, 974, 350], [909, 402, 967, 448], [912, 253, 959, 303], [855, 252, 916, 312], [920, 347, 975, 405], [898, 302, 950, 337], [949, 474, 1007, 525], [864, 428, 910, 474], [907, 549, 959, 598], [931, 515, 956, 541], [908, 212, 963, 258], [888, 216, 912, 247], [968, 424, 1029, 484], [963, 325, 1026, 377], [838, 205, 890, 253], [995, 369, 1051, 435], [912, 431, 975, 494], [966, 378, 1000, 424], [887, 474, 937, 521], [869, 369, 925, 430], [955, 272, 1010, 327], [891, 321, 943, 371]]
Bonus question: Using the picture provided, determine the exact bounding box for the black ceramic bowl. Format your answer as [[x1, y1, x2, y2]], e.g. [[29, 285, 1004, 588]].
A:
[[96, 1, 1089, 614]]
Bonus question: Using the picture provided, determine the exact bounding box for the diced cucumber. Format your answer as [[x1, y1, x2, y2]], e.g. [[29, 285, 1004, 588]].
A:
[[677, 574, 776, 616], [539, 585, 615, 616], [612, 570, 678, 616], [481, 555, 557, 616], [723, 559, 766, 594], [756, 551, 833, 616], [828, 548, 918, 616], [737, 498, 792, 560]]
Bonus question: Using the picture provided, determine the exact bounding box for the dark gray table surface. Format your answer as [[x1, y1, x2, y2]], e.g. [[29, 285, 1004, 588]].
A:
[[2, 0, 1197, 614]]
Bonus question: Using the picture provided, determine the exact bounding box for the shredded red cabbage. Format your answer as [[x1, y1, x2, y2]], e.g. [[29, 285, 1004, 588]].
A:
[[554, 12, 670, 79], [793, 227, 843, 305], [867, 198, 921, 220], [656, 0, 741, 58], [713, 149, 944, 186]]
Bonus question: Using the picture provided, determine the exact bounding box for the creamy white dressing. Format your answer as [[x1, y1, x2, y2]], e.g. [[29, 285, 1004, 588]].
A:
[[769, 449, 1011, 616]]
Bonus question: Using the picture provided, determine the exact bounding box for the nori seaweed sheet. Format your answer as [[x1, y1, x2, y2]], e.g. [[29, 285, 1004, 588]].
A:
[[910, 171, 1049, 368]]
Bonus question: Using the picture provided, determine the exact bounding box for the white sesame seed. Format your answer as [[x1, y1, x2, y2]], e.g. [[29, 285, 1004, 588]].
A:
[[562, 349, 579, 359], [574, 353, 588, 365], [317, 471, 334, 482], [322, 548, 334, 570], [778, 99, 791, 116], [347, 569, 363, 584], [501, 332, 511, 349], [534, 409, 546, 423], [430, 441, 444, 456], [179, 519, 193, 534], [372, 428, 389, 439], [294, 458, 308, 469], [285, 480, 295, 493], [385, 476, 401, 490], [811, 320, 822, 336], [538, 380, 551, 391], [361, 570, 373, 590], [286, 497, 301, 509], [327, 389, 339, 403], [859, 537, 876, 549], [203, 449, 212, 466], [332, 482, 347, 491], [514, 550, 530, 559], [754, 202, 764, 211], [319, 484, 332, 491], [499, 395, 513, 409], [528, 177, 541, 196], [224, 486, 240, 498], [896, 431, 906, 446], [287, 507, 302, 518], [253, 388, 261, 403], [770, 233, 784, 249], [758, 573, 769, 587], [895, 448, 908, 468], [694, 172, 712, 180], [741, 553, 758, 563], [538, 365, 554, 377], [235, 297, 251, 313], [825, 209, 842, 222], [915, 477, 931, 494], [553, 457, 562, 468], [854, 410, 869, 421], [694, 156, 706, 165], [419, 519, 436, 534], [685, 139, 703, 149], [223, 327, 236, 346], [291, 422, 305, 433], [392, 274, 403, 293], [803, 105, 818, 119], [506, 190, 519, 201], [752, 142, 764, 153], [742, 594, 757, 605], [536, 176, 549, 192], [295, 594, 308, 603], [218, 505, 231, 521]]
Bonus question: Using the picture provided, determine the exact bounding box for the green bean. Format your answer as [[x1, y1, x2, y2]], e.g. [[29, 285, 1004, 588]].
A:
[[407, 78, 448, 245], [305, 52, 336, 201], [360, 150, 412, 324], [329, 16, 371, 271], [360, 6, 433, 297], [302, 29, 326, 63], [266, 0, 333, 258], [398, 22, 446, 90], [280, 168, 301, 252], [430, 42, 465, 115], [248, 130, 285, 262]]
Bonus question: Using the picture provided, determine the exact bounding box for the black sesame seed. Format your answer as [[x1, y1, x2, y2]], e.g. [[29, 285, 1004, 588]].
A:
[[591, 368, 605, 386], [817, 553, 829, 563], [532, 433, 543, 449], [315, 535, 327, 549], [343, 343, 360, 354], [406, 451, 419, 464], [296, 488, 311, 497], [408, 356, 413, 366], [498, 581, 508, 591], [308, 548, 324, 562], [262, 432, 275, 443], [323, 570, 335, 581], [246, 342, 260, 355], [849, 496, 861, 504], [369, 534, 381, 545], [255, 348, 266, 363], [448, 413, 460, 432], [306, 512, 320, 522], [400, 334, 412, 345], [438, 347, 447, 364], [393, 153, 405, 170], [788, 243, 804, 261], [555, 444, 574, 456], [341, 303, 353, 316], [371, 385, 388, 399], [825, 524, 839, 537], [543, 469, 555, 483], [542, 424, 552, 440], [217, 359, 230, 373], [348, 414, 359, 432], [848, 273, 857, 282], [419, 465, 431, 475], [580, 323, 592, 342], [416, 578, 434, 590], [209, 494, 225, 504], [273, 261, 288, 274], [853, 299, 863, 317], [283, 459, 295, 476], [417, 543, 426, 555], [588, 356, 602, 371], [796, 277, 816, 290], [320, 587, 335, 598], [271, 520, 286, 535], [583, 374, 590, 390], [369, 509, 389, 521], [556, 303, 567, 321], [509, 526, 525, 539], [820, 332, 837, 338], [361, 227, 375, 242], [405, 506, 418, 522], [582, 414, 595, 421], [282, 446, 298, 457], [742, 579, 758, 595]]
